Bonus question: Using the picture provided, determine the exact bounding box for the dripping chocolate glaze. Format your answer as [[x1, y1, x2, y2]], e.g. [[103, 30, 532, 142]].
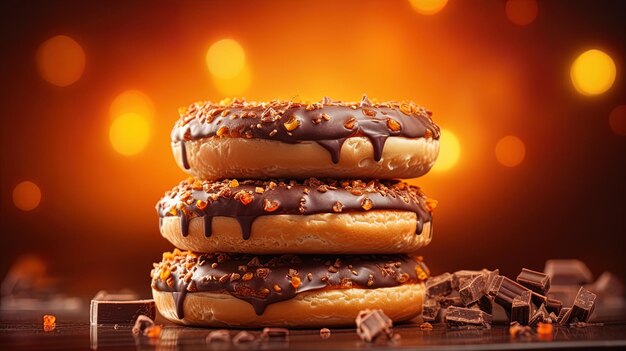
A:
[[157, 178, 434, 239], [171, 95, 440, 164], [151, 252, 430, 318]]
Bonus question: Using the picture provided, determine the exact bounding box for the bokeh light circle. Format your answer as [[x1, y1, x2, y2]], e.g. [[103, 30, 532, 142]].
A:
[[409, 0, 448, 15], [206, 39, 246, 80], [13, 181, 42, 211], [109, 113, 151, 156], [213, 65, 252, 96], [571, 49, 616, 96], [495, 135, 526, 167], [432, 128, 460, 172], [36, 35, 85, 87], [505, 0, 538, 26], [609, 105, 626, 136], [109, 90, 154, 119]]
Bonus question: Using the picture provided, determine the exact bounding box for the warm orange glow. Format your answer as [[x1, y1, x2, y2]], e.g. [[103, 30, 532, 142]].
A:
[[212, 65, 252, 96], [571, 49, 616, 96], [432, 129, 460, 172], [409, 0, 448, 15], [109, 113, 151, 156], [495, 135, 526, 167], [13, 181, 42, 211], [609, 105, 626, 136], [109, 90, 154, 119], [505, 0, 538, 26], [36, 35, 85, 87], [206, 39, 246, 80]]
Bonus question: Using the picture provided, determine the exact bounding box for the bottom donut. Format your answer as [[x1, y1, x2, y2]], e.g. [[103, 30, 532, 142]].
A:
[[150, 250, 430, 328]]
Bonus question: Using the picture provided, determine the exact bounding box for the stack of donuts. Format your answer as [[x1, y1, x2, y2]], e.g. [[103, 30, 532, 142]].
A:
[[151, 95, 441, 327]]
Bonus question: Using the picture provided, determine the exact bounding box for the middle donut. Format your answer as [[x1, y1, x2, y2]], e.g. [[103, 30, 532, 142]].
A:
[[157, 178, 436, 254]]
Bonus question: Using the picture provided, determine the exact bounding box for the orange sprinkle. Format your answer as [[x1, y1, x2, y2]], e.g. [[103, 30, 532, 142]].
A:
[[229, 179, 239, 188], [537, 322, 553, 336], [43, 315, 56, 332], [160, 267, 171, 280], [144, 325, 161, 338], [425, 199, 438, 212], [291, 276, 302, 289]]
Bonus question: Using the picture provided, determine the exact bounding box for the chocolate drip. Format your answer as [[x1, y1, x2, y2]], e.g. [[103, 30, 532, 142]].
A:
[[172, 290, 187, 319], [179, 211, 189, 237], [152, 252, 430, 318], [315, 139, 346, 163], [171, 97, 439, 165], [202, 216, 212, 237], [157, 178, 434, 240], [179, 141, 190, 170]]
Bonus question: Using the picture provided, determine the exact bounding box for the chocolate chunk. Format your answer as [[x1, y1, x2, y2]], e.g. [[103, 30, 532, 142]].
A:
[[206, 330, 231, 343], [422, 299, 440, 322], [544, 260, 593, 286], [547, 285, 579, 306], [484, 269, 500, 294], [437, 295, 463, 307], [557, 307, 571, 325], [546, 298, 562, 315], [90, 296, 155, 325], [452, 270, 484, 291], [261, 327, 289, 341], [445, 306, 492, 328], [131, 315, 154, 335], [531, 292, 548, 307], [494, 276, 531, 311], [426, 272, 453, 298], [517, 268, 551, 295], [233, 331, 256, 344], [511, 290, 532, 325], [529, 303, 550, 326], [487, 275, 504, 296], [476, 295, 494, 314], [355, 309, 393, 342], [459, 274, 486, 306], [565, 287, 597, 324]]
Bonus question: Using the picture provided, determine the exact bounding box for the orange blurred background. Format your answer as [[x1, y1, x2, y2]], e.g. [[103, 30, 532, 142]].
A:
[[1, 0, 625, 298]]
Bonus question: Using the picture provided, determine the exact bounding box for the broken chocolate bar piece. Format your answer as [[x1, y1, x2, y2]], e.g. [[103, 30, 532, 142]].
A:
[[445, 306, 492, 328], [437, 295, 463, 307], [206, 330, 231, 343], [487, 275, 504, 296], [557, 307, 571, 324], [90, 293, 155, 325], [355, 309, 393, 342], [459, 274, 486, 306], [531, 292, 548, 307], [546, 298, 563, 315], [511, 290, 532, 325], [564, 287, 597, 324], [426, 272, 453, 298], [544, 260, 593, 286], [484, 269, 500, 294], [422, 299, 440, 322], [517, 268, 551, 295], [475, 295, 493, 314], [261, 328, 289, 341], [131, 315, 154, 335], [452, 270, 484, 291], [529, 303, 550, 326], [494, 276, 531, 311]]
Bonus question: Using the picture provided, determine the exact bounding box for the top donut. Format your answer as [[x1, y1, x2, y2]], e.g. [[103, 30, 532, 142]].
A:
[[171, 95, 440, 180]]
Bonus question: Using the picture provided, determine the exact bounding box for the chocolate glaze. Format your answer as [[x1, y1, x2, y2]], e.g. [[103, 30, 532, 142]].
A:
[[151, 251, 430, 318], [171, 95, 440, 164], [156, 178, 434, 239]]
